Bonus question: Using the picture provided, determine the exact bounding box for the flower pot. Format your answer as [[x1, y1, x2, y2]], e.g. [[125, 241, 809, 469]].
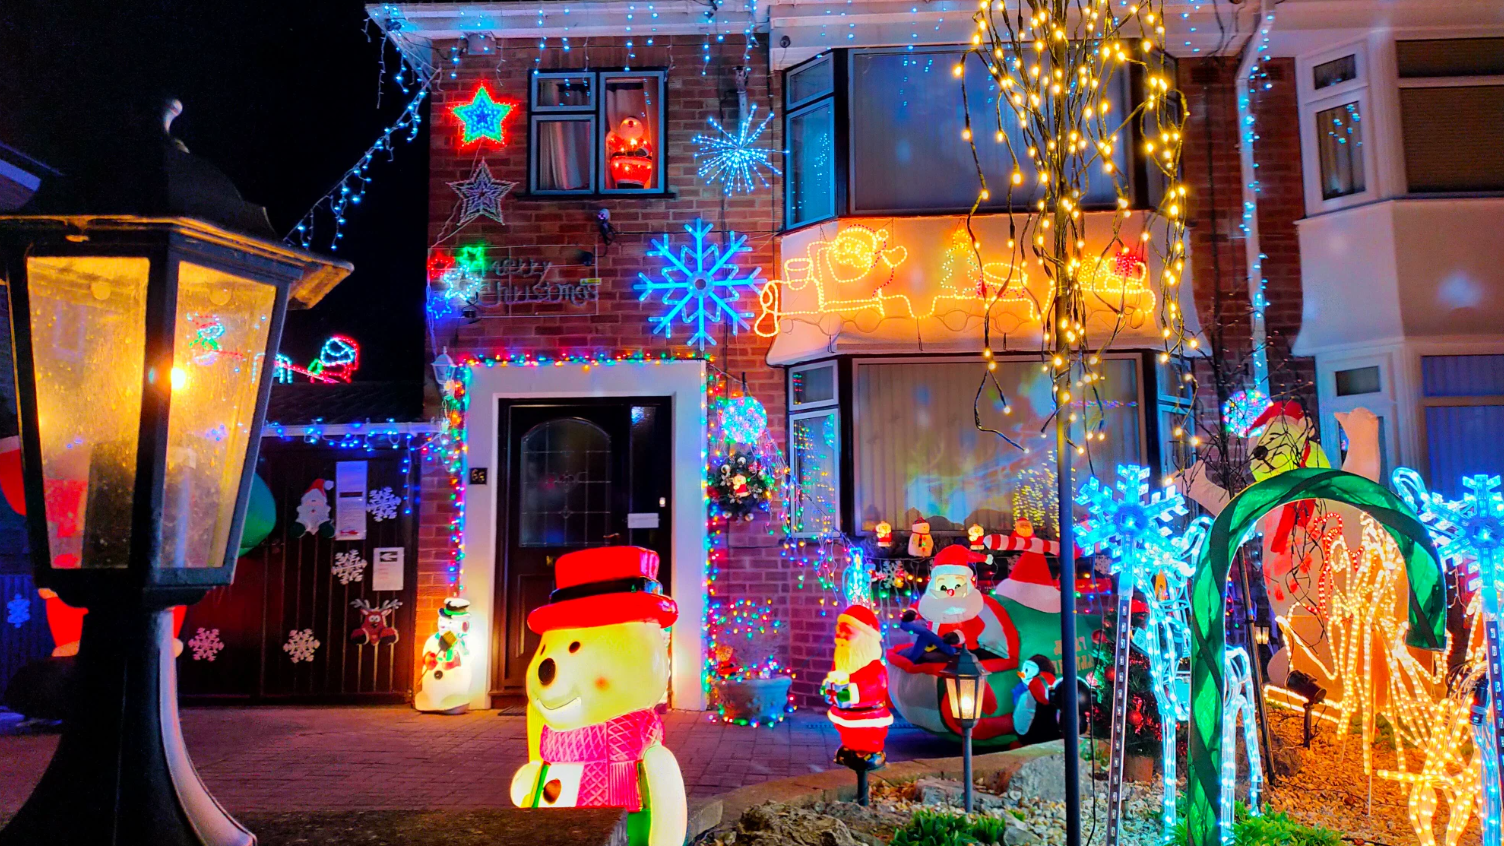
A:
[[1124, 753, 1157, 783], [712, 675, 792, 724]]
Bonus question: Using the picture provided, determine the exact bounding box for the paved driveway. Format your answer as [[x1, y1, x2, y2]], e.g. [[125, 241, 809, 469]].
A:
[[1, 707, 957, 814]]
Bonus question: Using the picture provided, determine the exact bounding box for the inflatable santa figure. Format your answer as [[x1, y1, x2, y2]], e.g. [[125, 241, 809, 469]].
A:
[[909, 544, 1015, 658], [823, 605, 892, 770]]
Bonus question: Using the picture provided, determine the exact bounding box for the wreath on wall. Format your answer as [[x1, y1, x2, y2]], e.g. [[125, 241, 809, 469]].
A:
[[709, 451, 774, 521]]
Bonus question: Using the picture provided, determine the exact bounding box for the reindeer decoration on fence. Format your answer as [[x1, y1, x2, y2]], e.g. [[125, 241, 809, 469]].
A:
[[350, 598, 401, 646]]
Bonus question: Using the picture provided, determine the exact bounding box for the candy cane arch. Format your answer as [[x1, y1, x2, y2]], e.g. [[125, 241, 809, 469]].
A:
[[1187, 468, 1448, 846]]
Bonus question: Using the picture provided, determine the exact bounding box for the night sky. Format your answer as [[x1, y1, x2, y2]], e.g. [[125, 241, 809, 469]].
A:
[[0, 0, 428, 383]]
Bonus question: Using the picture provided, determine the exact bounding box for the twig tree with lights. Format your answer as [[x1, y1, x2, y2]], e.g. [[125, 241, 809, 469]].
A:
[[961, 4, 1193, 845]]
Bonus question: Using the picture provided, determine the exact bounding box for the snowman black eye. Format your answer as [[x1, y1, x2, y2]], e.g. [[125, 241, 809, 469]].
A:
[[569, 641, 581, 653]]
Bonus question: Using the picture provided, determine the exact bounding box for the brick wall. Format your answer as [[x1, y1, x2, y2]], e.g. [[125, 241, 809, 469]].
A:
[[413, 37, 822, 704], [1179, 56, 1314, 415]]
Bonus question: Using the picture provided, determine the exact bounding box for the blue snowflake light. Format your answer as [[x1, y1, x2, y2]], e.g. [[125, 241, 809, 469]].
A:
[[6, 593, 29, 628], [1077, 464, 1189, 570], [693, 105, 781, 195], [635, 219, 763, 350], [1394, 467, 1504, 846]]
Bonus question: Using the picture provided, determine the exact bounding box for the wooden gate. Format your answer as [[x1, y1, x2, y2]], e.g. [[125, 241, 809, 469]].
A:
[[179, 441, 419, 703]]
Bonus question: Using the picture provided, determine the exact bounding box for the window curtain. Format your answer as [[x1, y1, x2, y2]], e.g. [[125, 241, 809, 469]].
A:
[[538, 120, 589, 192], [854, 359, 1142, 535]]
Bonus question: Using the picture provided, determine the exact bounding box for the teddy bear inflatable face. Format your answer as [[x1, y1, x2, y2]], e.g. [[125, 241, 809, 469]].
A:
[[526, 620, 670, 731]]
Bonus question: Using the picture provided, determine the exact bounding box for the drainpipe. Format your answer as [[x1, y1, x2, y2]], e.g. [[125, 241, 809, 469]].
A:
[[1237, 0, 1277, 397]]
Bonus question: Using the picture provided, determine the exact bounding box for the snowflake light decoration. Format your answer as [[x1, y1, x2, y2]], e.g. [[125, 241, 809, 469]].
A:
[[6, 593, 29, 628], [1393, 467, 1504, 845], [367, 487, 403, 521], [188, 627, 225, 661], [1077, 464, 1190, 571], [283, 628, 321, 663], [332, 550, 368, 585], [635, 218, 762, 351], [692, 105, 781, 195]]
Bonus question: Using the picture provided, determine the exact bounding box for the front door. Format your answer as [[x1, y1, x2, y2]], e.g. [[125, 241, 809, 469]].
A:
[[493, 398, 672, 696]]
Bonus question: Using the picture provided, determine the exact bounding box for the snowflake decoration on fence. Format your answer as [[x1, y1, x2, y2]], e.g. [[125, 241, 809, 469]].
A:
[[367, 487, 403, 522], [332, 550, 368, 585], [6, 593, 29, 628], [693, 105, 781, 195], [282, 628, 321, 663], [635, 218, 762, 351], [188, 627, 225, 661]]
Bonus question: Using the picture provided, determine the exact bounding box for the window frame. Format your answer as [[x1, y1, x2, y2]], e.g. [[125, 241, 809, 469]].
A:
[[1393, 37, 1504, 195], [789, 360, 840, 411], [1298, 40, 1380, 214], [788, 406, 843, 538], [527, 68, 669, 197], [783, 53, 842, 229], [845, 352, 1149, 538]]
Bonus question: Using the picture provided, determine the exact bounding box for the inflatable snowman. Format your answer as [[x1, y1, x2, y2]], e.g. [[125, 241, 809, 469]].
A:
[[415, 598, 472, 714]]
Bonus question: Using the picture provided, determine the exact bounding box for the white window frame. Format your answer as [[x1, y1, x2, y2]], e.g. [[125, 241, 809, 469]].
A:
[[1298, 40, 1380, 214], [788, 406, 842, 538]]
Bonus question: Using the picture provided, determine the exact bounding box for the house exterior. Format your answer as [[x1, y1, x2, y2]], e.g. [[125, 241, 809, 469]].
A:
[[371, 0, 1504, 711]]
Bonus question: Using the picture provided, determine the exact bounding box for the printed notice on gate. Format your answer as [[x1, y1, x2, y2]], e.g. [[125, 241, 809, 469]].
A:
[[335, 460, 368, 540], [372, 547, 404, 591]]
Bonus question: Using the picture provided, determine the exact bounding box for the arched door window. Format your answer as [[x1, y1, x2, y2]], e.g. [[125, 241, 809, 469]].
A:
[[518, 418, 612, 547]]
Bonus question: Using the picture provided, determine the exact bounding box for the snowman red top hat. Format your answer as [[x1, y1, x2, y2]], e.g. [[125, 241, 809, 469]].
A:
[[527, 545, 679, 633], [929, 543, 986, 580]]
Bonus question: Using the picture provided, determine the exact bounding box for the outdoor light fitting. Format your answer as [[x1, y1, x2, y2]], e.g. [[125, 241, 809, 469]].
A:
[[0, 97, 350, 846]]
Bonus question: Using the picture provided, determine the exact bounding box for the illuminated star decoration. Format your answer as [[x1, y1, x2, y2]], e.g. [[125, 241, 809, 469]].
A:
[[692, 105, 781, 195], [452, 85, 517, 148], [447, 162, 515, 227], [635, 218, 762, 351]]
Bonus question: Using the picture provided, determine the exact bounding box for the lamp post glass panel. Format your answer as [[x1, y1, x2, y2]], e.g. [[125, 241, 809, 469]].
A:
[[945, 649, 988, 813], [0, 103, 351, 846]]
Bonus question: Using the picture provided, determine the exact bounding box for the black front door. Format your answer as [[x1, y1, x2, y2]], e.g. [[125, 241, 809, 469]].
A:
[[493, 398, 672, 696]]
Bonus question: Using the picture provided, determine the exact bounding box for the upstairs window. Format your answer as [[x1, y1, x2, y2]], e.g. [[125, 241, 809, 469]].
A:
[[529, 70, 666, 195], [785, 56, 837, 228], [1397, 38, 1504, 193], [1299, 44, 1374, 211]]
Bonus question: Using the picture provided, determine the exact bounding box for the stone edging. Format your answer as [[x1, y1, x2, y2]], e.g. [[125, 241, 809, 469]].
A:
[[686, 740, 1067, 840]]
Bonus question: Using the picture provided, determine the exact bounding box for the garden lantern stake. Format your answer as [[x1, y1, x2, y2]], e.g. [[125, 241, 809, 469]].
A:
[[0, 99, 350, 846], [944, 647, 988, 813]]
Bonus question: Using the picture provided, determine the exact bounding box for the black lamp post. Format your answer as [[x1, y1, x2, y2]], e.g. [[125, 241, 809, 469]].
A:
[[0, 100, 350, 846], [944, 647, 988, 813]]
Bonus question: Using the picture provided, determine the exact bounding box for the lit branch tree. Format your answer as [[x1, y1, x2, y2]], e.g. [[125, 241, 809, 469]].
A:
[[959, 3, 1194, 846]]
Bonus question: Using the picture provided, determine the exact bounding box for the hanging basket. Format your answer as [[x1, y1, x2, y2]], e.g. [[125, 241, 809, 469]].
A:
[[712, 675, 792, 725]]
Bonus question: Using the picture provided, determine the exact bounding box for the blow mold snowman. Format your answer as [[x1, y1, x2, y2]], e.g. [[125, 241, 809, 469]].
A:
[[415, 598, 473, 714], [510, 546, 686, 846]]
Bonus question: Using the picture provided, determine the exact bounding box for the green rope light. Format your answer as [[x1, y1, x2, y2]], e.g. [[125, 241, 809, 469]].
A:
[[1186, 467, 1447, 845]]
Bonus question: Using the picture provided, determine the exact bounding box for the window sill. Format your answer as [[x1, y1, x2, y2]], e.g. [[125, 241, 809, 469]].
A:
[[514, 189, 679, 201]]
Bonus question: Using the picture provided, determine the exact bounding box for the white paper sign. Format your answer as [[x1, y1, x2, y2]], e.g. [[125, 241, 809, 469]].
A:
[[335, 461, 368, 541], [372, 547, 404, 591], [627, 512, 660, 529]]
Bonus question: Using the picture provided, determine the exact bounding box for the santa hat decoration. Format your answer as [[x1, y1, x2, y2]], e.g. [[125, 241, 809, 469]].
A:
[[836, 604, 881, 639], [995, 532, 1062, 613], [930, 543, 986, 580], [306, 479, 332, 495], [1248, 401, 1305, 432]]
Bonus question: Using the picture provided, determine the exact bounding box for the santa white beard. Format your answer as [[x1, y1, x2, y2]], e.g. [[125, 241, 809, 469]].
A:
[[833, 631, 882, 673], [917, 585, 984, 624]]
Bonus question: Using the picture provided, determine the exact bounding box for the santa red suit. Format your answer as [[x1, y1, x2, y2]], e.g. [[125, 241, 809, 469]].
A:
[[824, 605, 892, 758]]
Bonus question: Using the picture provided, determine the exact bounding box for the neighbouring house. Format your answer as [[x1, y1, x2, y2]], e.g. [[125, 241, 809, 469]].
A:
[[342, 1, 1504, 716]]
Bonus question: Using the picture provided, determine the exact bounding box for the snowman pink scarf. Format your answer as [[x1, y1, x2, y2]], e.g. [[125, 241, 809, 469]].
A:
[[539, 708, 661, 811]]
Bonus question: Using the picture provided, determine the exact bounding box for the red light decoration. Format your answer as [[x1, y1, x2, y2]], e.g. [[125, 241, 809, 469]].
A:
[[452, 84, 518, 148]]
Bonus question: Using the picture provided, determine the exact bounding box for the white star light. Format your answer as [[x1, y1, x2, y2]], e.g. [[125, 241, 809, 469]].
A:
[[692, 105, 781, 195], [447, 161, 514, 227]]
